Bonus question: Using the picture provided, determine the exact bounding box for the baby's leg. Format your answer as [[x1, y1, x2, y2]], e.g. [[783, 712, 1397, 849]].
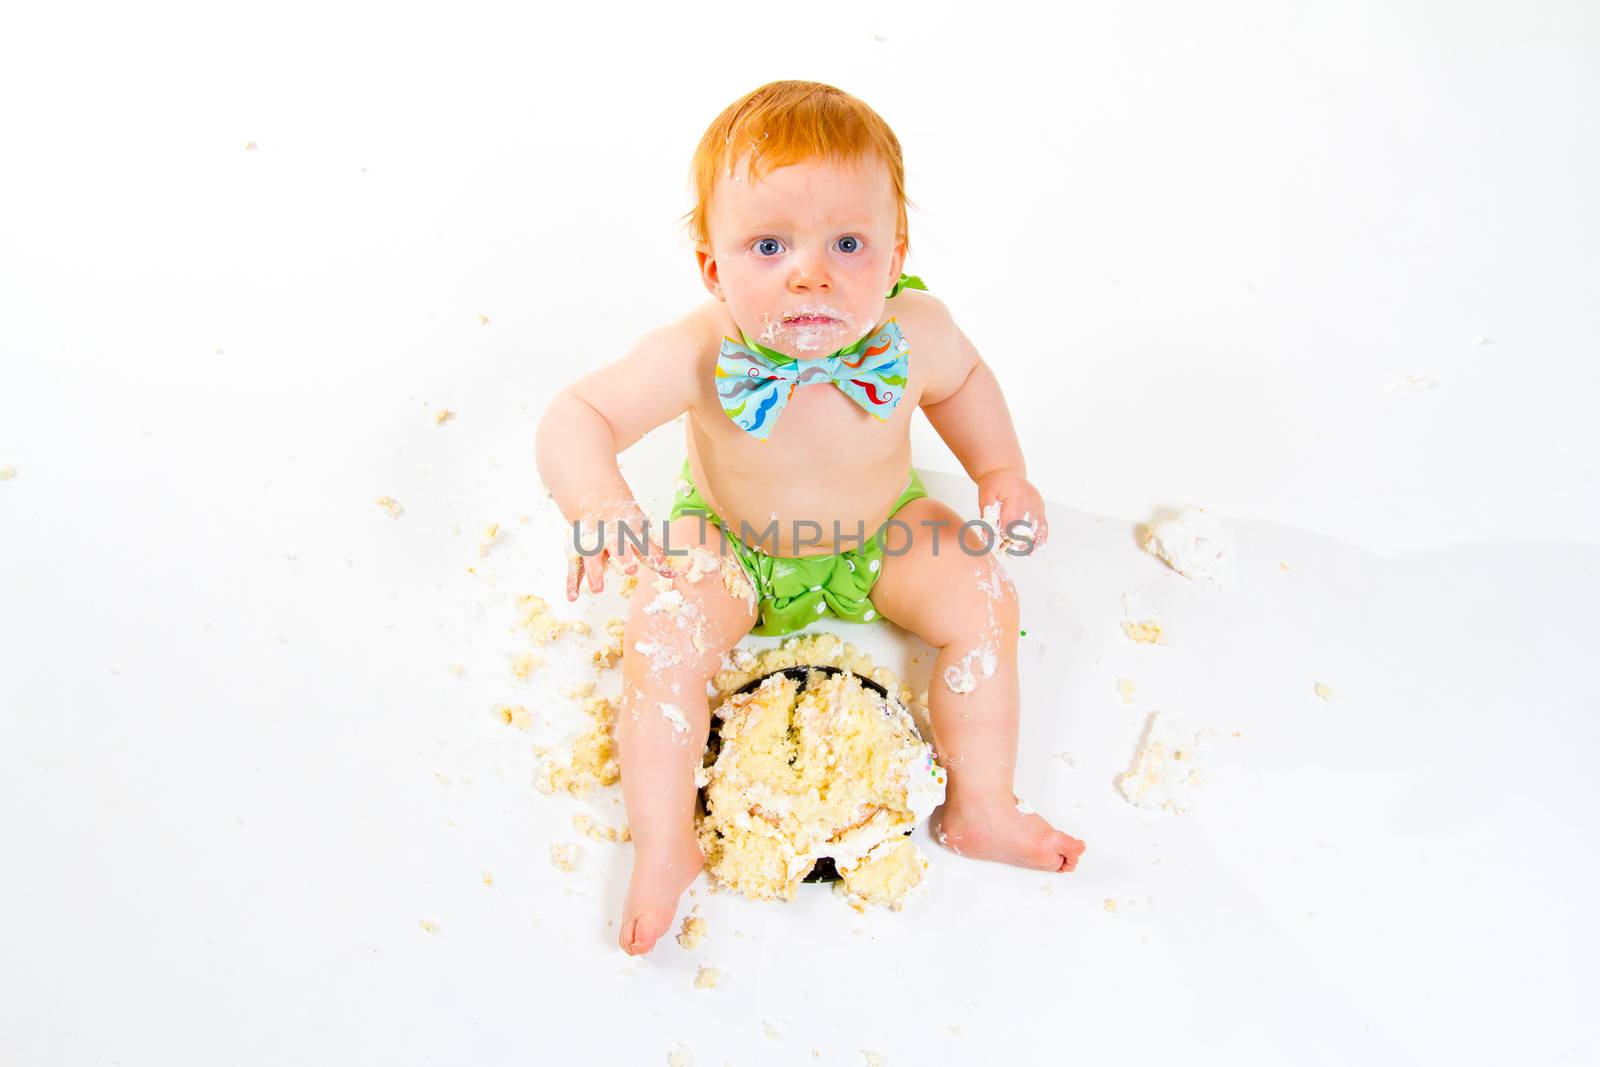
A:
[[615, 515, 757, 955], [870, 498, 1085, 872]]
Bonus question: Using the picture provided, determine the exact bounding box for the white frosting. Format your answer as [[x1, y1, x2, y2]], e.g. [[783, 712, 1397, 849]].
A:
[[1117, 711, 1208, 814], [980, 500, 1004, 554], [658, 702, 689, 735], [643, 589, 686, 614], [943, 663, 976, 694], [981, 501, 1035, 555], [1143, 506, 1237, 589], [632, 639, 682, 670], [899, 744, 949, 824]]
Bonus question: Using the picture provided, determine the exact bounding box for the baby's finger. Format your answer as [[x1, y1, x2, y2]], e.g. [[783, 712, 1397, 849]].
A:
[[565, 553, 581, 602], [642, 540, 678, 579], [586, 551, 607, 594]]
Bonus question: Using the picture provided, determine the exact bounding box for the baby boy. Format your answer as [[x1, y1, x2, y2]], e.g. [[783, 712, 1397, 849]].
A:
[[536, 80, 1086, 956]]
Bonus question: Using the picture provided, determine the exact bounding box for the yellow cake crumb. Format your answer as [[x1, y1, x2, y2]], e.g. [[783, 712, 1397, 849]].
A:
[[694, 965, 720, 989], [417, 918, 440, 933], [562, 681, 597, 701], [591, 616, 626, 670], [515, 595, 591, 645], [448, 663, 466, 678], [536, 695, 620, 796], [375, 495, 404, 519], [0, 465, 15, 481], [549, 843, 582, 871], [478, 523, 501, 556], [481, 870, 494, 887], [711, 632, 907, 699], [476, 313, 490, 326], [1121, 620, 1163, 644], [572, 812, 630, 843], [1116, 677, 1137, 703], [836, 837, 928, 912], [1104, 898, 1117, 913], [676, 909, 707, 949], [497, 704, 533, 730], [1314, 681, 1334, 701], [619, 573, 639, 598], [666, 1043, 689, 1067], [434, 408, 455, 425], [511, 651, 542, 681]]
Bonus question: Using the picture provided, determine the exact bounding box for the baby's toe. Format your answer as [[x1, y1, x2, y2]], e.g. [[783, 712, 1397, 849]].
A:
[[1053, 832, 1086, 871], [619, 911, 670, 956]]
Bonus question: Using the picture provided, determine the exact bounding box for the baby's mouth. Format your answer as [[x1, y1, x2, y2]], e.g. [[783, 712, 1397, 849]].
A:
[[759, 306, 855, 351]]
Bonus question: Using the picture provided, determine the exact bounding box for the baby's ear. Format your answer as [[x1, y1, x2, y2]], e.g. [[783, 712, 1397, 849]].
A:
[[696, 246, 724, 300]]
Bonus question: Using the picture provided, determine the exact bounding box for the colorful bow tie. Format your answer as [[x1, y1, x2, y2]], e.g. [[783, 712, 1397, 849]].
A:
[[715, 320, 910, 441]]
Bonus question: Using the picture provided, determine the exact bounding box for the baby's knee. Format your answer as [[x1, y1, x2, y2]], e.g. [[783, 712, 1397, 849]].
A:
[[917, 556, 1018, 647], [624, 577, 748, 680]]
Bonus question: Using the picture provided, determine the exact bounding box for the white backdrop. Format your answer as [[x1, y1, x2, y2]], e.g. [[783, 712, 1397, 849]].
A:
[[2, 0, 1594, 553], [2, 4, 1598, 1066]]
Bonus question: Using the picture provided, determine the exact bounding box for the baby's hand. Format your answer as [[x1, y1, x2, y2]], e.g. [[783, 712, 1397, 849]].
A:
[[977, 468, 1049, 556], [565, 499, 676, 601]]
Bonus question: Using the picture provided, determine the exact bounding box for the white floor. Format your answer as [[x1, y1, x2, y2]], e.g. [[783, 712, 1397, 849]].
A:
[[2, 4, 1595, 1061], [2, 431, 1594, 1065]]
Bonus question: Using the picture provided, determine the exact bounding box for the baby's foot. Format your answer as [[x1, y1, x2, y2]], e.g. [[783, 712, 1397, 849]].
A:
[[618, 831, 705, 956], [935, 798, 1086, 872]]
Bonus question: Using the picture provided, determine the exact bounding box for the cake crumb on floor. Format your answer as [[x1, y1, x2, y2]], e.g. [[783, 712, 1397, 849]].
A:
[[516, 595, 592, 645], [1140, 506, 1236, 587], [676, 908, 707, 949], [497, 704, 532, 730], [1121, 620, 1163, 644], [572, 812, 630, 843]]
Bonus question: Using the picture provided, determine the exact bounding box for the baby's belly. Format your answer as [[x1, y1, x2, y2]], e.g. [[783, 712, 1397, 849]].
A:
[[687, 392, 916, 558]]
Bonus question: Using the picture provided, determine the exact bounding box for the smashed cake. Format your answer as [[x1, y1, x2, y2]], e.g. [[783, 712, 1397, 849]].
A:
[[696, 661, 946, 907]]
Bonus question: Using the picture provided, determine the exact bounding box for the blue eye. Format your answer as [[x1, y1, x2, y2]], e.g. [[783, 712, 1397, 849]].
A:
[[755, 238, 784, 257], [836, 235, 861, 254]]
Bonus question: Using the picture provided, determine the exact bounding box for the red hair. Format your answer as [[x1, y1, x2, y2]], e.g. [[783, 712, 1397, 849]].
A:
[[682, 80, 913, 253]]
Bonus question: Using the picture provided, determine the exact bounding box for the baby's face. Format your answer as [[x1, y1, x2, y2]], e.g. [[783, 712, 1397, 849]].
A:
[[699, 155, 906, 358]]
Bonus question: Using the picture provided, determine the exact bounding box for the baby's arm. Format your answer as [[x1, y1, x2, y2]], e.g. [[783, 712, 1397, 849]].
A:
[[536, 314, 705, 596], [918, 301, 1050, 551]]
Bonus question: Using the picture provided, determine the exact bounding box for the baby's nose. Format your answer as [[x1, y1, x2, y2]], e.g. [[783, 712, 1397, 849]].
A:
[[788, 255, 831, 291]]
